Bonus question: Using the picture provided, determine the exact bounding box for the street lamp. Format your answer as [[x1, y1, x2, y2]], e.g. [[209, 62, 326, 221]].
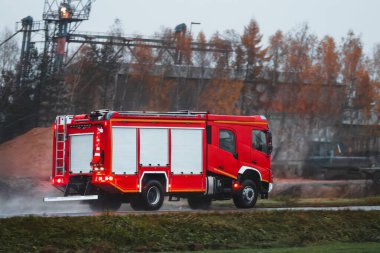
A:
[[190, 22, 201, 35]]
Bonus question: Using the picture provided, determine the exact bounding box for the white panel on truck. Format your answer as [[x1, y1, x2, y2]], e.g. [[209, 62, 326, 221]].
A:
[[171, 129, 203, 174], [112, 127, 137, 174], [70, 134, 93, 173], [140, 128, 168, 166]]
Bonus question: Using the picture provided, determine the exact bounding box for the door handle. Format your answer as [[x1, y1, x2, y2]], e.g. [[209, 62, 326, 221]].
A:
[[251, 160, 257, 164], [218, 166, 224, 170]]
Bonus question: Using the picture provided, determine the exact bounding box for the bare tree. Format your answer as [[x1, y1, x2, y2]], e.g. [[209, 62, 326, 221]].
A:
[[0, 27, 19, 72]]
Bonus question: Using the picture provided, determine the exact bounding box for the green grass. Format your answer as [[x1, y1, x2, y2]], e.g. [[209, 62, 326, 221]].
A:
[[1, 211, 380, 252], [164, 242, 380, 253], [212, 196, 380, 209]]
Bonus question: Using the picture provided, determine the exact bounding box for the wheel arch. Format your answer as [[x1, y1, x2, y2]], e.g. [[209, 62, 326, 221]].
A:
[[238, 166, 262, 187], [140, 172, 168, 193]]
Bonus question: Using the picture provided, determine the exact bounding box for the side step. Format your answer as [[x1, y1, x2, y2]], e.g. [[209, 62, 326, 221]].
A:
[[168, 196, 181, 201], [44, 195, 98, 202]]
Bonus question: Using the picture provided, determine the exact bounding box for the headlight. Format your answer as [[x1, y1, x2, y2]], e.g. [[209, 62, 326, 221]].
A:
[[268, 183, 273, 193]]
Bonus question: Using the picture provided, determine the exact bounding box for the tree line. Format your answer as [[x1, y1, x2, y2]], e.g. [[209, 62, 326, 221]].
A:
[[1, 19, 380, 142]]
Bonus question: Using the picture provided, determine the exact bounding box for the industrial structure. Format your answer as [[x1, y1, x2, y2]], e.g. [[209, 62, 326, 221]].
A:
[[0, 0, 231, 87]]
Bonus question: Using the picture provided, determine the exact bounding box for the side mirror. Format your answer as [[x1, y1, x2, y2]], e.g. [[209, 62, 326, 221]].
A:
[[267, 131, 273, 156]]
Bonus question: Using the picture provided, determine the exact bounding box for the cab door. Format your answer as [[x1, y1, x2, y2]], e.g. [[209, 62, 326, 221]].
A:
[[251, 130, 270, 170], [217, 128, 240, 178]]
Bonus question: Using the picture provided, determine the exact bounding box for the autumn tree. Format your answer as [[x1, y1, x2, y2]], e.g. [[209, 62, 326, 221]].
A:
[[341, 31, 363, 104], [191, 31, 210, 109], [280, 24, 317, 113], [154, 27, 176, 66], [66, 44, 102, 113], [210, 32, 231, 76], [266, 30, 285, 111], [341, 31, 363, 87], [283, 24, 317, 84], [319, 36, 340, 85], [232, 45, 244, 79], [339, 30, 375, 120], [354, 67, 372, 112], [65, 34, 123, 114], [369, 44, 380, 116], [193, 32, 211, 70], [313, 36, 343, 116], [241, 19, 269, 81], [240, 19, 269, 115], [267, 30, 285, 83], [174, 25, 192, 65]]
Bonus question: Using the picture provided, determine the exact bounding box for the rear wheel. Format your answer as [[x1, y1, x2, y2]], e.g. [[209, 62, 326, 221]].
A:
[[187, 195, 212, 210], [140, 180, 164, 211], [233, 179, 258, 209]]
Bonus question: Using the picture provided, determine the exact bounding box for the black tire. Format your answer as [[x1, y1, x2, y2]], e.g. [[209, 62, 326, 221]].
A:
[[187, 195, 212, 210], [130, 196, 145, 211], [140, 180, 164, 211], [373, 172, 380, 186], [233, 179, 258, 209], [89, 195, 122, 212]]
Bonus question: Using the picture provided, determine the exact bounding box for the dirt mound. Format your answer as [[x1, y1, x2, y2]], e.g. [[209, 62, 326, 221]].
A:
[[0, 128, 52, 178]]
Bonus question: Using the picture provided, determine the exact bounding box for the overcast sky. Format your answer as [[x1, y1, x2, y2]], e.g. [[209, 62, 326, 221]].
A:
[[1, 0, 380, 54]]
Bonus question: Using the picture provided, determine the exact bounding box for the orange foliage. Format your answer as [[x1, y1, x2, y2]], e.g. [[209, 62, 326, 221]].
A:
[[268, 30, 285, 78], [210, 32, 231, 70], [241, 19, 269, 80], [341, 31, 363, 84], [175, 31, 193, 65], [144, 77, 176, 111], [199, 79, 244, 115], [283, 24, 314, 84], [354, 67, 372, 116], [130, 44, 155, 77], [193, 31, 210, 68], [320, 36, 340, 85]]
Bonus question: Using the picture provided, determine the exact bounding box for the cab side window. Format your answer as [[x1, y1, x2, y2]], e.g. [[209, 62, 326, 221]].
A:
[[252, 130, 268, 154], [219, 130, 236, 154]]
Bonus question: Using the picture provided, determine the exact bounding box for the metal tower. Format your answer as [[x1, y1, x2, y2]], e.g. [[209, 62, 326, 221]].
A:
[[42, 0, 94, 74]]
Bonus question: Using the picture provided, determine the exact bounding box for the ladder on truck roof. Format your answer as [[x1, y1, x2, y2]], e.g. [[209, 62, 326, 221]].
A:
[[116, 110, 209, 117], [55, 116, 70, 176]]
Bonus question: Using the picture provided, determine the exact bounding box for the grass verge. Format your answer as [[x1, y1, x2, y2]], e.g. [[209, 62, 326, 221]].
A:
[[163, 242, 380, 253], [0, 211, 380, 252], [211, 196, 380, 209]]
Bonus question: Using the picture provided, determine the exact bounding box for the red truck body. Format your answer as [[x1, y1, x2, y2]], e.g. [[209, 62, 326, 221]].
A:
[[49, 110, 273, 211]]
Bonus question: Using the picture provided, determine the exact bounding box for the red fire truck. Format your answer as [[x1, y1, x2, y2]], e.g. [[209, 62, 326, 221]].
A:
[[44, 110, 273, 211]]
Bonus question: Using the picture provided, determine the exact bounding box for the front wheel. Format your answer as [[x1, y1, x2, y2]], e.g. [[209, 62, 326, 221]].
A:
[[233, 179, 258, 209], [140, 180, 164, 211]]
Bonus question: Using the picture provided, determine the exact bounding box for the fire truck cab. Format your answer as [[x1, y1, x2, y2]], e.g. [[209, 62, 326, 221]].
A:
[[45, 110, 273, 211]]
